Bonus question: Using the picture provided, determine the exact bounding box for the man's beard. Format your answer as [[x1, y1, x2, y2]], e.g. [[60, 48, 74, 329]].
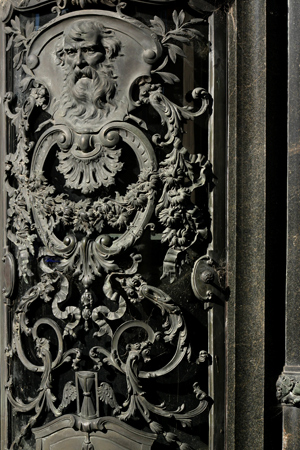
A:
[[58, 63, 117, 124]]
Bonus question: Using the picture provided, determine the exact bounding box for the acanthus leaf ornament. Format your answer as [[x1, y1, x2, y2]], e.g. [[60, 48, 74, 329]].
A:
[[4, 4, 213, 450]]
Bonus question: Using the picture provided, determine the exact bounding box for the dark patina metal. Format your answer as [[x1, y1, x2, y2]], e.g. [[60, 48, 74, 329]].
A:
[[0, 1, 230, 449]]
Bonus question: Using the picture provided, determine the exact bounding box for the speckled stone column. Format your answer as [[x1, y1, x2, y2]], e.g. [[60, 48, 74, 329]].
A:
[[227, 2, 267, 448], [227, 0, 287, 449]]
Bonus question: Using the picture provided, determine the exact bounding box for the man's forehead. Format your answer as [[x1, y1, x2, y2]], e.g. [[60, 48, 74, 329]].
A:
[[64, 30, 101, 47]]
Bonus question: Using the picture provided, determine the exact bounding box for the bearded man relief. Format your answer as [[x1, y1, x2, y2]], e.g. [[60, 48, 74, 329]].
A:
[[54, 20, 121, 132]]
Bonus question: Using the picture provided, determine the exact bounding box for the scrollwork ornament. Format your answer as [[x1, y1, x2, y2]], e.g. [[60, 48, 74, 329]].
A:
[[7, 316, 81, 449]]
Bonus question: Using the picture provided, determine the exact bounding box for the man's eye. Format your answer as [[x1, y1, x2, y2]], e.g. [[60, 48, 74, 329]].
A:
[[83, 47, 96, 54], [65, 49, 76, 55]]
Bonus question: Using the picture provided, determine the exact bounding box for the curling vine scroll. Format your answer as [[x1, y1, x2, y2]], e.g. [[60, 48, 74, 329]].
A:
[[0, 1, 225, 449]]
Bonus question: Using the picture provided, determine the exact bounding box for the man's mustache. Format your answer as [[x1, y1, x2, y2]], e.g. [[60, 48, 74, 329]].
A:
[[73, 66, 97, 82]]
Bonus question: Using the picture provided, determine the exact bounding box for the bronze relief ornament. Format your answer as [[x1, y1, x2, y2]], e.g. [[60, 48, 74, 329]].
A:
[[3, 3, 213, 449]]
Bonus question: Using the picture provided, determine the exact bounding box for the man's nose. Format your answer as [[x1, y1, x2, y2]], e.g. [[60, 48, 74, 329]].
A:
[[74, 49, 87, 68]]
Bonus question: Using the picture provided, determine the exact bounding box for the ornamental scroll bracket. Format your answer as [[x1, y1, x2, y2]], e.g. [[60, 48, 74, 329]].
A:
[[3, 2, 215, 449]]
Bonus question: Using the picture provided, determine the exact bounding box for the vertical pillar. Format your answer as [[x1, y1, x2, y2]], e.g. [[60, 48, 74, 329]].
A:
[[279, 0, 300, 447], [227, 0, 287, 448], [227, 1, 268, 448]]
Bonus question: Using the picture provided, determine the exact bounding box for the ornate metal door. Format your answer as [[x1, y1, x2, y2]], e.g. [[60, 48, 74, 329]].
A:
[[0, 1, 227, 449]]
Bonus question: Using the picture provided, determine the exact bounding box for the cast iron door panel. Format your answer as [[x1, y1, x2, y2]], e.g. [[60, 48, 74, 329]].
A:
[[0, 1, 226, 449]]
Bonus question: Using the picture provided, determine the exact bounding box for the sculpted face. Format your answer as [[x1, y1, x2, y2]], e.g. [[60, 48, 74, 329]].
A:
[[55, 20, 121, 130], [63, 30, 105, 86]]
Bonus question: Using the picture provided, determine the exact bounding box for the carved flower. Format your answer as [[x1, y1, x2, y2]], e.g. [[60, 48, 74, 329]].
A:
[[107, 204, 130, 230], [159, 207, 182, 227], [126, 191, 148, 209], [168, 187, 190, 205], [161, 225, 190, 249], [160, 166, 183, 187]]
